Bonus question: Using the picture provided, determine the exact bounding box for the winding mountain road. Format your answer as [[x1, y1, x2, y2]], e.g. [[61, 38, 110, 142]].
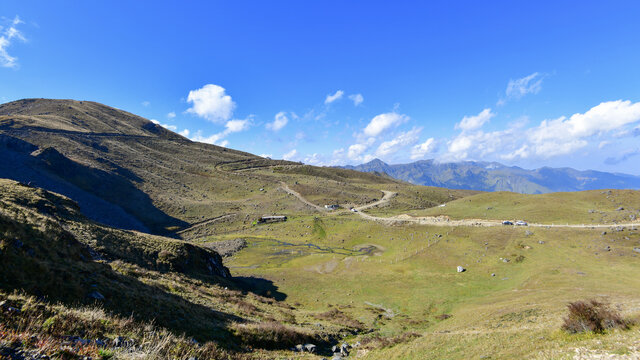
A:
[[282, 183, 640, 229], [280, 182, 328, 212]]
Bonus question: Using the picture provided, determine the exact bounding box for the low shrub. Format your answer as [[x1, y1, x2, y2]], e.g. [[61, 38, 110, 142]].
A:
[[562, 299, 630, 334]]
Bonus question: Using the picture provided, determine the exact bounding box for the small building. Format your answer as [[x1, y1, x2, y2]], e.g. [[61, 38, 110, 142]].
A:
[[258, 215, 287, 224], [324, 204, 339, 210]]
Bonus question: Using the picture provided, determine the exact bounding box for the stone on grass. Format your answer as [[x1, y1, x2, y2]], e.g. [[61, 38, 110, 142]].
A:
[[457, 266, 466, 273]]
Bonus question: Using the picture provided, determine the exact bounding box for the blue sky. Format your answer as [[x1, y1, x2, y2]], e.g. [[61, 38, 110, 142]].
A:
[[2, 1, 640, 174]]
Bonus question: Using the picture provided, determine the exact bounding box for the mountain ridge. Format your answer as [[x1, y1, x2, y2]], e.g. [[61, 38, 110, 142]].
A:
[[340, 158, 640, 194]]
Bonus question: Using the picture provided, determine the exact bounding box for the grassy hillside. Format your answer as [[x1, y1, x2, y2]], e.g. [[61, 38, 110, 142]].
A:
[[410, 190, 640, 224], [0, 178, 373, 358], [3, 98, 640, 359], [0, 99, 398, 237]]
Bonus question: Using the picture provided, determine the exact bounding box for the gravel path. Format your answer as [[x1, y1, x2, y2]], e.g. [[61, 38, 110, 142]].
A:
[[282, 183, 640, 229]]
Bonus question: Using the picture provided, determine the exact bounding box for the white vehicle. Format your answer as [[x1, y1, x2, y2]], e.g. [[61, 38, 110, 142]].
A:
[[515, 220, 528, 226]]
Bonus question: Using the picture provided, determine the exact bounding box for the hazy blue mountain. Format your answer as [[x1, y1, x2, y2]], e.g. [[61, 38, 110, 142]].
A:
[[340, 159, 640, 194]]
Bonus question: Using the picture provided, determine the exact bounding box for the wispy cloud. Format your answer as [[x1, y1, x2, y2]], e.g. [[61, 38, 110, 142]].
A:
[[349, 93, 364, 106], [324, 90, 344, 104], [0, 16, 26, 68], [605, 148, 640, 165], [506, 72, 544, 99], [498, 72, 544, 105], [363, 112, 409, 137], [282, 149, 298, 160], [190, 118, 251, 146], [455, 108, 494, 131], [266, 111, 288, 131]]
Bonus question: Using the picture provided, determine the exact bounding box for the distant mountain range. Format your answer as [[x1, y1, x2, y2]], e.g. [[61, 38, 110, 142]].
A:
[[340, 159, 640, 194]]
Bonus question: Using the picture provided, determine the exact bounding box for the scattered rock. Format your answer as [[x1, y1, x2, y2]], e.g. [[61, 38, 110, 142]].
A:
[[616, 207, 624, 211], [633, 248, 640, 254], [525, 230, 533, 236], [604, 246, 611, 252], [304, 344, 316, 353], [457, 266, 466, 273], [601, 231, 607, 236], [502, 258, 510, 263], [491, 273, 496, 277], [538, 240, 545, 244]]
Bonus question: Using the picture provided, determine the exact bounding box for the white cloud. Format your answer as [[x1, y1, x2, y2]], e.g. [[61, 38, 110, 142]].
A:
[[225, 119, 250, 133], [525, 100, 640, 158], [324, 90, 344, 104], [411, 138, 436, 160], [186, 84, 236, 123], [167, 111, 176, 119], [282, 149, 298, 160], [303, 153, 326, 166], [349, 93, 364, 106], [179, 129, 190, 137], [259, 153, 272, 159], [141, 101, 150, 107], [0, 16, 25, 68], [363, 112, 409, 137], [455, 108, 494, 131], [348, 143, 368, 160], [375, 128, 421, 157], [443, 100, 640, 162], [266, 111, 288, 131], [189, 118, 251, 146], [505, 72, 543, 99]]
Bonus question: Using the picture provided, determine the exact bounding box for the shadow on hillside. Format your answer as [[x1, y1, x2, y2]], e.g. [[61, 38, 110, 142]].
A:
[[233, 276, 287, 301], [0, 134, 187, 236], [0, 214, 242, 345]]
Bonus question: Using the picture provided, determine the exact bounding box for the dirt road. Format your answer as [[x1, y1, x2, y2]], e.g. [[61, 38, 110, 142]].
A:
[[283, 184, 640, 229], [280, 182, 328, 212]]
